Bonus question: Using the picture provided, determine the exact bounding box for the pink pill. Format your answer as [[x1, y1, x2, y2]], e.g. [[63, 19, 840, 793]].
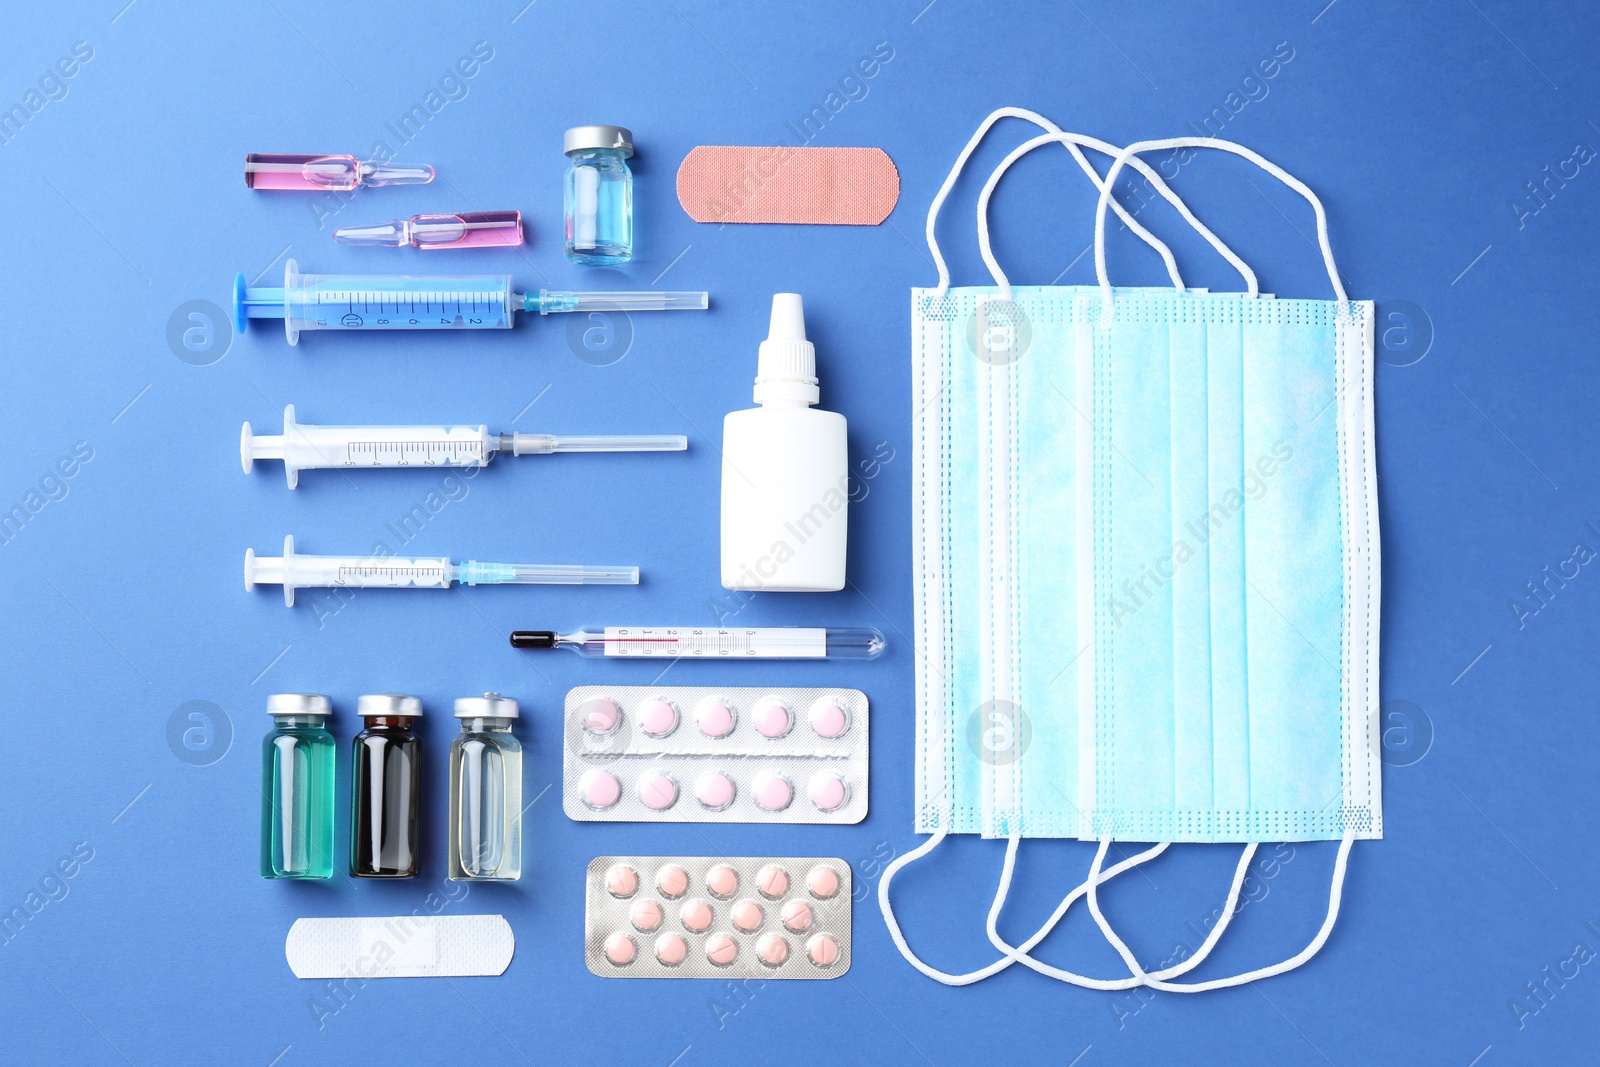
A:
[[636, 770, 679, 810], [752, 697, 793, 739], [680, 897, 714, 933], [656, 864, 690, 898], [630, 899, 664, 932], [806, 865, 841, 900], [694, 697, 736, 738], [751, 770, 794, 812], [806, 933, 840, 968], [580, 697, 621, 735], [654, 932, 688, 967], [755, 864, 790, 899], [781, 899, 814, 933], [808, 698, 850, 739], [731, 898, 764, 933], [605, 863, 639, 898], [579, 769, 622, 810], [705, 932, 739, 967], [695, 770, 736, 811], [637, 698, 679, 737], [756, 933, 790, 968], [706, 863, 740, 899], [604, 932, 637, 966], [807, 772, 849, 813]]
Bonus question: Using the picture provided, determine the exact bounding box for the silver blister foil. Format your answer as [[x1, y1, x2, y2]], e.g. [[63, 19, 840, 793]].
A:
[[585, 855, 852, 979], [564, 685, 868, 824]]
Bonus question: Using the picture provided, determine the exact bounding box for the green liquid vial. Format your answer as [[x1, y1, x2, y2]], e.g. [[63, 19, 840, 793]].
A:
[[450, 693, 523, 881], [260, 693, 336, 879]]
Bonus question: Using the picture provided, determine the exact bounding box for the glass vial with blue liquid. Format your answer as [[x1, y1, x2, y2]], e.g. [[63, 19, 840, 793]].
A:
[[350, 694, 423, 878], [450, 693, 523, 881], [260, 693, 336, 879], [564, 125, 633, 264]]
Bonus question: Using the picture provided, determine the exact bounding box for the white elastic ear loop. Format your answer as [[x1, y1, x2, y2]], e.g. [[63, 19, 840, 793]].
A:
[[983, 836, 1167, 989], [986, 838, 1259, 986], [1085, 830, 1358, 992], [972, 132, 1190, 297], [977, 132, 1260, 301], [924, 108, 1176, 299], [1084, 837, 1259, 985], [876, 823, 1018, 985], [927, 107, 1060, 297], [1095, 137, 1350, 315], [1142, 830, 1358, 992], [879, 824, 1163, 987]]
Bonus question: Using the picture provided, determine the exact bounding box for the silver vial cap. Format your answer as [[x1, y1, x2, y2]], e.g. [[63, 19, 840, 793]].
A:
[[454, 692, 519, 719], [564, 124, 633, 157], [266, 693, 331, 717], [357, 693, 423, 718]]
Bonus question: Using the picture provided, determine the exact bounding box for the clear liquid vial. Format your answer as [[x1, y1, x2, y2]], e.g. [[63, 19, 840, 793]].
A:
[[260, 694, 336, 879], [564, 125, 633, 265], [350, 694, 423, 878], [450, 693, 523, 881]]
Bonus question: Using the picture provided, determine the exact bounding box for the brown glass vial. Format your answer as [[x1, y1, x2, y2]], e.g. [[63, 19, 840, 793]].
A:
[[350, 694, 423, 878]]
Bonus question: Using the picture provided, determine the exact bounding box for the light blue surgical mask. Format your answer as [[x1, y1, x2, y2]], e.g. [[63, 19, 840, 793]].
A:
[[882, 110, 1381, 992]]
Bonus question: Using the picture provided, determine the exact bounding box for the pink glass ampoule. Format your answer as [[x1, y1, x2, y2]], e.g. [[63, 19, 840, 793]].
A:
[[244, 153, 435, 192], [333, 211, 524, 250]]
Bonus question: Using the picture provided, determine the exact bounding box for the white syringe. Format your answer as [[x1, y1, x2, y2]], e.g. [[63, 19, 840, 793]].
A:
[[246, 536, 638, 606], [242, 405, 686, 488]]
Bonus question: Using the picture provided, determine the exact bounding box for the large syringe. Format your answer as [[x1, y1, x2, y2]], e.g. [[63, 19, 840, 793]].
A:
[[246, 536, 638, 606], [242, 405, 686, 488], [231, 259, 707, 345]]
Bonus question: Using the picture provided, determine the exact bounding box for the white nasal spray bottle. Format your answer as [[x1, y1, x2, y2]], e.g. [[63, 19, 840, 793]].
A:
[[720, 294, 848, 592]]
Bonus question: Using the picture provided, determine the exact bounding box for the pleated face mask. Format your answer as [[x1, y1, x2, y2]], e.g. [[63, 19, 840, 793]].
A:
[[882, 109, 1381, 992]]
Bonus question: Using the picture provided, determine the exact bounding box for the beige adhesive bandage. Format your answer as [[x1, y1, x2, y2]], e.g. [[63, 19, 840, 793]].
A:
[[676, 146, 899, 225]]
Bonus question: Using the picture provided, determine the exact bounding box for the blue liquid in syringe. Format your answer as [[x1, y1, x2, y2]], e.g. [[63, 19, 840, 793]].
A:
[[232, 258, 708, 345], [294, 275, 514, 331]]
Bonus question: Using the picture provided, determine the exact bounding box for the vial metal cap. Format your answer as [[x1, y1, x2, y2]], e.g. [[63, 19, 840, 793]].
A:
[[357, 693, 423, 718], [267, 693, 331, 717], [564, 125, 633, 157], [454, 691, 519, 719]]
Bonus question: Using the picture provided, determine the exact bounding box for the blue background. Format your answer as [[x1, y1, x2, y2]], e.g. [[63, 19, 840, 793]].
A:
[[1, 1, 1596, 1064]]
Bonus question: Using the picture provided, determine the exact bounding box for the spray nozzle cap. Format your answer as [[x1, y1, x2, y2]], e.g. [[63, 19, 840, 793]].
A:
[[755, 293, 819, 405], [768, 292, 807, 342]]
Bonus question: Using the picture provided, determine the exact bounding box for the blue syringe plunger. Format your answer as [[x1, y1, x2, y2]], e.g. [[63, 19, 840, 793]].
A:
[[233, 271, 286, 333]]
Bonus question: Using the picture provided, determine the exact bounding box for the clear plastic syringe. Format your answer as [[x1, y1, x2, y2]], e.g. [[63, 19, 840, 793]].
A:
[[247, 536, 638, 607], [242, 405, 686, 488], [508, 626, 886, 660], [231, 258, 707, 345]]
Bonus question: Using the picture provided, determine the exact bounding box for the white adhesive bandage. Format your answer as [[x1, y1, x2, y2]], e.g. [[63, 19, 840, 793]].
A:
[[285, 914, 514, 978]]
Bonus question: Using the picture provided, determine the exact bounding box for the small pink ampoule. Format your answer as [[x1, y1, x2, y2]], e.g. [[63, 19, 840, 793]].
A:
[[333, 211, 524, 250], [244, 153, 434, 192]]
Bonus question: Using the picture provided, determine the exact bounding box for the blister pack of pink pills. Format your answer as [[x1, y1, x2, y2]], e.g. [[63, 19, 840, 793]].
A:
[[586, 856, 852, 979], [563, 686, 868, 824]]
